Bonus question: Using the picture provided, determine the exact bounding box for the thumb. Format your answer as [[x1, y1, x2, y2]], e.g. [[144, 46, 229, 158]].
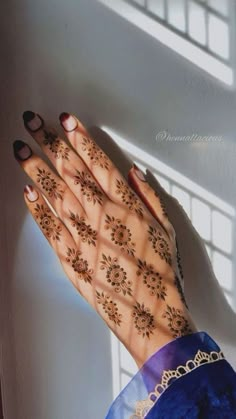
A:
[[128, 164, 176, 241]]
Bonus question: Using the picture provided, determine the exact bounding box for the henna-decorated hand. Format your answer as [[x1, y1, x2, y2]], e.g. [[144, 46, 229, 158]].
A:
[[13, 111, 197, 367]]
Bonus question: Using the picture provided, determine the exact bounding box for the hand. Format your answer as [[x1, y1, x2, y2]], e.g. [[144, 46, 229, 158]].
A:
[[13, 111, 197, 367]]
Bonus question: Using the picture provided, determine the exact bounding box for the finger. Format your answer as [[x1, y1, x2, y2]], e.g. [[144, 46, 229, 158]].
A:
[[13, 140, 87, 246], [23, 184, 94, 297], [128, 164, 176, 240], [59, 112, 144, 214], [22, 111, 107, 216]]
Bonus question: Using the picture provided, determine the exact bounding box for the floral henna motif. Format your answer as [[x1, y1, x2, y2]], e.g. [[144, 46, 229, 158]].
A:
[[74, 170, 103, 205], [174, 275, 189, 309], [162, 305, 193, 338], [100, 254, 132, 296], [132, 302, 156, 338], [148, 225, 172, 266], [66, 247, 93, 284], [154, 191, 168, 217], [69, 211, 97, 246], [96, 291, 122, 325], [104, 214, 136, 256], [43, 129, 70, 160], [136, 259, 167, 300], [116, 179, 144, 217], [81, 135, 111, 170], [34, 203, 62, 240], [36, 168, 64, 200]]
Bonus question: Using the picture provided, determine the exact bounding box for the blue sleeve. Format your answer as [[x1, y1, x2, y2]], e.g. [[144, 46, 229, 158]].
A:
[[105, 331, 236, 418]]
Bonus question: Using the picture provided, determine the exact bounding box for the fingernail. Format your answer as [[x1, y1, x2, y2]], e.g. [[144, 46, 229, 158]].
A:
[[59, 112, 78, 132], [133, 164, 146, 182], [23, 110, 44, 132], [13, 140, 32, 161], [24, 185, 39, 202]]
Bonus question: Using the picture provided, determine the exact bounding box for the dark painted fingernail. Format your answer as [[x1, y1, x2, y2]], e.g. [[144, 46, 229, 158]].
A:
[[59, 112, 78, 132], [133, 164, 146, 182], [23, 110, 44, 132], [24, 184, 39, 202], [13, 140, 32, 161]]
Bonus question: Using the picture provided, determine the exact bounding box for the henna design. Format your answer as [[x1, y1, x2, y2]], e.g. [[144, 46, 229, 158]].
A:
[[34, 203, 62, 240], [74, 170, 103, 205], [154, 191, 168, 217], [66, 247, 93, 284], [175, 238, 184, 281], [81, 136, 110, 170], [96, 291, 122, 325], [162, 305, 192, 338], [69, 211, 97, 246], [116, 179, 143, 217], [148, 225, 172, 266], [43, 129, 70, 160], [36, 168, 64, 200], [174, 275, 189, 309], [100, 254, 132, 296], [132, 302, 156, 338], [137, 259, 167, 300], [104, 214, 136, 256]]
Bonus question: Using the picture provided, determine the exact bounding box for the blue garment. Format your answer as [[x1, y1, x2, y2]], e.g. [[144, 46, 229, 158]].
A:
[[105, 332, 236, 418]]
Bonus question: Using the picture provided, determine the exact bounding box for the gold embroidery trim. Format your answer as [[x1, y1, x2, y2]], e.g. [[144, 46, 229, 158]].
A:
[[130, 349, 225, 419]]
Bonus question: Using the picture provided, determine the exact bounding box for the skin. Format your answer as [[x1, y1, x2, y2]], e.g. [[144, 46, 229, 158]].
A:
[[13, 111, 198, 368]]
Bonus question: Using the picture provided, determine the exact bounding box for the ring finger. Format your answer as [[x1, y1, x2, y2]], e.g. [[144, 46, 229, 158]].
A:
[[13, 139, 87, 246]]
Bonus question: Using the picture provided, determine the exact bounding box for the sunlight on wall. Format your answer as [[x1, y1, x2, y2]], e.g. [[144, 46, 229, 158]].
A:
[[102, 126, 236, 399], [98, 0, 234, 86]]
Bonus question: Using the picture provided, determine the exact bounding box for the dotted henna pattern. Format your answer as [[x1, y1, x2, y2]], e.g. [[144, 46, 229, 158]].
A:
[[34, 203, 62, 240], [162, 305, 192, 338], [43, 129, 70, 160], [69, 211, 97, 246], [100, 254, 132, 296], [148, 225, 172, 266], [104, 214, 136, 256], [116, 179, 144, 217], [66, 247, 93, 284], [132, 302, 156, 338], [96, 291, 122, 325], [174, 274, 189, 309], [154, 191, 168, 217], [36, 168, 64, 200], [136, 259, 167, 300], [74, 170, 103, 205], [81, 135, 111, 170], [175, 238, 184, 281]]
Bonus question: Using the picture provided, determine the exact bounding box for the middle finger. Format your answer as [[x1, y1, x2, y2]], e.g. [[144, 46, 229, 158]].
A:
[[22, 111, 108, 218]]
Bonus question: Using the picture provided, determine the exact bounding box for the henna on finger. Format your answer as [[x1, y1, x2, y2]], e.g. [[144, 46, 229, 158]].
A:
[[100, 254, 132, 296], [148, 225, 172, 266], [43, 129, 70, 160], [66, 247, 93, 284], [69, 211, 97, 246], [74, 170, 103, 205], [154, 191, 168, 218], [34, 203, 62, 240], [104, 214, 136, 256], [36, 168, 64, 200], [116, 179, 144, 217], [162, 305, 193, 338], [136, 259, 167, 300], [81, 135, 111, 170], [132, 302, 157, 338], [96, 291, 122, 325]]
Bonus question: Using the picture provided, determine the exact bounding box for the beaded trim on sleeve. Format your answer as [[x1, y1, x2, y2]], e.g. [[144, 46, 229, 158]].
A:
[[130, 349, 225, 419]]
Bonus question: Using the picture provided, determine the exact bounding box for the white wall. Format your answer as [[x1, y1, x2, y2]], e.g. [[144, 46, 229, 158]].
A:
[[1, 0, 236, 418]]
